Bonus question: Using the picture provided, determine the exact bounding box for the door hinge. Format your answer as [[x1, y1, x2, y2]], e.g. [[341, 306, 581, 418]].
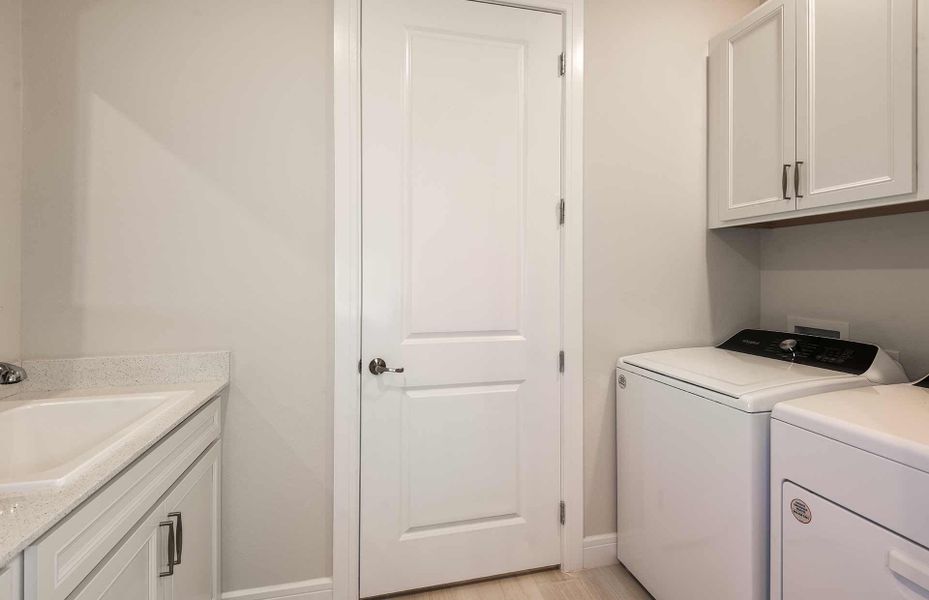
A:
[[559, 501, 566, 525], [558, 198, 565, 225], [358, 359, 362, 374], [559, 53, 566, 76], [558, 350, 565, 373]]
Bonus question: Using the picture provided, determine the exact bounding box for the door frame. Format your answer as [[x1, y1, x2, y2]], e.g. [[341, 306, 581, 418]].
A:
[[333, 0, 584, 597]]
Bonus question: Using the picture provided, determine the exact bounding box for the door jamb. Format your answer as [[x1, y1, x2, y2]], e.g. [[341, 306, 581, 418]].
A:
[[333, 1, 584, 597]]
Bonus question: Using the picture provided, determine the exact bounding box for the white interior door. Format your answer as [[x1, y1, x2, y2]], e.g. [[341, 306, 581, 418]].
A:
[[360, 0, 563, 596], [795, 0, 915, 210], [710, 0, 797, 222]]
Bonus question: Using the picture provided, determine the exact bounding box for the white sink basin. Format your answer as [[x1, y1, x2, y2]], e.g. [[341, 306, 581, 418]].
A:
[[0, 391, 189, 493]]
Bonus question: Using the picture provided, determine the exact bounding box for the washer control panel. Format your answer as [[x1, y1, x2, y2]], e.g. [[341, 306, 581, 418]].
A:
[[718, 329, 879, 375]]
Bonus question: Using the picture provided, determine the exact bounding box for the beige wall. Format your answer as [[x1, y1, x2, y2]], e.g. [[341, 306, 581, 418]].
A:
[[583, 0, 761, 537], [761, 212, 929, 381], [20, 0, 333, 590], [0, 0, 21, 365], [15, 0, 769, 582]]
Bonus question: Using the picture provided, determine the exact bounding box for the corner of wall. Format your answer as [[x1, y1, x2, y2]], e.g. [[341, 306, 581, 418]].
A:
[[0, 0, 23, 366]]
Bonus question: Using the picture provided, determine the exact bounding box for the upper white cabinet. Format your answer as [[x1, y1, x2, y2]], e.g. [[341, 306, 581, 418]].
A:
[[710, 0, 797, 222], [796, 0, 915, 209], [710, 0, 917, 227]]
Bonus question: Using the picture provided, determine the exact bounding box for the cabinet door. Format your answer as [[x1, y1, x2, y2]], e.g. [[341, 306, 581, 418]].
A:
[[796, 0, 915, 209], [0, 557, 22, 600], [163, 443, 221, 600], [710, 0, 797, 223], [70, 508, 167, 600]]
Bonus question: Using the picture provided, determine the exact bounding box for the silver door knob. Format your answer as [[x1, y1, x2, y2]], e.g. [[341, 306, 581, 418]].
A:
[[369, 358, 405, 375]]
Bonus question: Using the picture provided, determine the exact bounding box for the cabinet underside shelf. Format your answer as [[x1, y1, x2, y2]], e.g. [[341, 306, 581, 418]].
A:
[[743, 199, 929, 229]]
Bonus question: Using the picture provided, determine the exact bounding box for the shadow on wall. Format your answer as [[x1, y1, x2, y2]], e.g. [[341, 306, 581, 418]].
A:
[[760, 211, 929, 378], [583, 222, 761, 537], [21, 0, 334, 591], [707, 226, 763, 338]]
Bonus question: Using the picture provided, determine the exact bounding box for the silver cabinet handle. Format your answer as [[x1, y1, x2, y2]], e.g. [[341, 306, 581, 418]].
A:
[[159, 520, 176, 577], [782, 164, 792, 200], [794, 161, 803, 199], [168, 512, 183, 565], [369, 358, 405, 375]]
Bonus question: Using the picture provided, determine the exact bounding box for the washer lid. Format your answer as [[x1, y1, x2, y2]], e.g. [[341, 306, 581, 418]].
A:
[[773, 383, 929, 475], [620, 346, 854, 400]]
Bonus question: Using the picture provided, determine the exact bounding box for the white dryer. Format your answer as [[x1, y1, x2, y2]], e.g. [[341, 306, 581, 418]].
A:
[[771, 376, 929, 599], [616, 329, 908, 600]]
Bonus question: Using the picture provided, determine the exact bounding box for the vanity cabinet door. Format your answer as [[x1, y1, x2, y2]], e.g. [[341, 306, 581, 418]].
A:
[[69, 508, 167, 600], [0, 557, 22, 600], [163, 443, 221, 600]]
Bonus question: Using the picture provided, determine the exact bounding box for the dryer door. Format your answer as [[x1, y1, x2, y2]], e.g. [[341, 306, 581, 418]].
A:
[[781, 481, 929, 599]]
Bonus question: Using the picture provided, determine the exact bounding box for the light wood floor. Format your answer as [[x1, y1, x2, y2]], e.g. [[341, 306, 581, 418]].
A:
[[385, 564, 654, 600]]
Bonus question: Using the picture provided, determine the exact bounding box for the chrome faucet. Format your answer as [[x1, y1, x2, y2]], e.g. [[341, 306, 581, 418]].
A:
[[0, 362, 26, 385]]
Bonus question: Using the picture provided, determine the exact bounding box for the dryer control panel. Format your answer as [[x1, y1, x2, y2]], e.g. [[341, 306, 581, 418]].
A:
[[718, 329, 879, 375]]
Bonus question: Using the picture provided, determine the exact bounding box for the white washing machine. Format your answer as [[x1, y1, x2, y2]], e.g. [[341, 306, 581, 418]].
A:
[[771, 376, 929, 600], [616, 329, 908, 600]]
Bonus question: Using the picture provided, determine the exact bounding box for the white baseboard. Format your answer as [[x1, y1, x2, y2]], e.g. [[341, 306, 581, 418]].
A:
[[583, 533, 619, 569], [222, 577, 333, 600]]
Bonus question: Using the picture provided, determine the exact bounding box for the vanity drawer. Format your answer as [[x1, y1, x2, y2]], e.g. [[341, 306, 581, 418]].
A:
[[24, 398, 222, 600]]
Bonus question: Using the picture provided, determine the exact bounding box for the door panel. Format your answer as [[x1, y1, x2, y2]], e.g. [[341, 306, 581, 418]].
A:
[[360, 0, 563, 595], [405, 31, 524, 338], [796, 0, 915, 209], [710, 0, 796, 222], [781, 482, 929, 599], [71, 507, 164, 600], [164, 444, 221, 600]]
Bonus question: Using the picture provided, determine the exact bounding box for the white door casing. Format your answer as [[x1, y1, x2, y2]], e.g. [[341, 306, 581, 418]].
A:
[[360, 0, 564, 596], [710, 0, 797, 222], [795, 0, 916, 209]]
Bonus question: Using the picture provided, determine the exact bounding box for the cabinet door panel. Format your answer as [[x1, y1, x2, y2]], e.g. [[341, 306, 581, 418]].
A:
[[710, 0, 797, 223], [796, 0, 915, 209], [164, 444, 221, 600], [70, 508, 165, 600], [0, 557, 21, 600]]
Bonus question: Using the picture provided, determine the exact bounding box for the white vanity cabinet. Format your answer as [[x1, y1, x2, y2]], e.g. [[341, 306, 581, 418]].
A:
[[71, 507, 164, 600], [709, 0, 919, 227], [163, 443, 221, 600], [72, 444, 221, 600], [18, 396, 223, 600], [0, 559, 22, 600]]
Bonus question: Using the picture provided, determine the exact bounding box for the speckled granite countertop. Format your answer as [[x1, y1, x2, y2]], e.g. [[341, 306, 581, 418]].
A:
[[0, 380, 227, 567]]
